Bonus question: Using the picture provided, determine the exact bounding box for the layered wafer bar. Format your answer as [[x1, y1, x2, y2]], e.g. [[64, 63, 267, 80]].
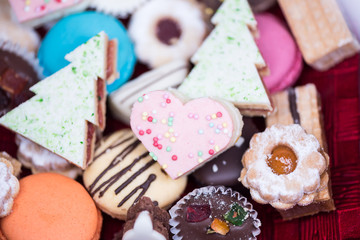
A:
[[266, 84, 335, 219], [278, 0, 360, 71]]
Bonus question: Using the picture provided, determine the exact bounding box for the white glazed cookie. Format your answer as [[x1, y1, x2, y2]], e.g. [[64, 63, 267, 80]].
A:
[[109, 60, 188, 124], [128, 0, 206, 68], [16, 135, 82, 179], [240, 124, 328, 210], [90, 0, 150, 18], [83, 129, 187, 220], [0, 157, 20, 217]]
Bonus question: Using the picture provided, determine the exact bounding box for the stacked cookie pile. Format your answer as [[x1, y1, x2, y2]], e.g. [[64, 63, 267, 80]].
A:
[[0, 0, 358, 239]]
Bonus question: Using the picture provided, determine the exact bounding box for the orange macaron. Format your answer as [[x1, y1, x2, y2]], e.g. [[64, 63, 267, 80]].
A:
[[0, 173, 102, 240]]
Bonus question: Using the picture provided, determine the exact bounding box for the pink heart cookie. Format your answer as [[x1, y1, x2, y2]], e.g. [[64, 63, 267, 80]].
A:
[[130, 90, 243, 179]]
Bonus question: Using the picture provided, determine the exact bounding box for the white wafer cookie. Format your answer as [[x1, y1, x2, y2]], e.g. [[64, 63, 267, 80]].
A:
[[109, 61, 188, 124]]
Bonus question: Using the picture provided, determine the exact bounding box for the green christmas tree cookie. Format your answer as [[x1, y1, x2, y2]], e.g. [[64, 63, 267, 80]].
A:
[[178, 0, 272, 116], [0, 32, 111, 169]]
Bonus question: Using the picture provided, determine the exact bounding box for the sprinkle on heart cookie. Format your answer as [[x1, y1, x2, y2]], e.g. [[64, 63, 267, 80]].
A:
[[130, 90, 243, 179]]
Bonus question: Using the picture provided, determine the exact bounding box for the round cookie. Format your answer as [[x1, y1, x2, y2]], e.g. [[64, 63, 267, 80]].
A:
[[0, 173, 102, 240], [255, 13, 303, 93], [128, 0, 206, 68], [83, 129, 187, 220], [15, 135, 82, 179], [38, 11, 136, 93], [192, 117, 264, 186], [240, 124, 329, 210]]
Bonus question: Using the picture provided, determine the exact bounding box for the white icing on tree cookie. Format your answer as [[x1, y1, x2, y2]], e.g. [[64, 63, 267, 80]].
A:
[[123, 211, 166, 240], [0, 32, 107, 168], [178, 0, 272, 116]]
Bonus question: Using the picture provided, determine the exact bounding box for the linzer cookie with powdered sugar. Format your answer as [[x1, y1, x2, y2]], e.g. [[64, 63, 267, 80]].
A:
[[82, 129, 187, 220], [169, 186, 261, 240], [240, 124, 334, 220]]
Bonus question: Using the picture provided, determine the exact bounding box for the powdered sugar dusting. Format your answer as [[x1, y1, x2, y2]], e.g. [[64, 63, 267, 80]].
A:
[[241, 124, 327, 209], [0, 160, 20, 217]]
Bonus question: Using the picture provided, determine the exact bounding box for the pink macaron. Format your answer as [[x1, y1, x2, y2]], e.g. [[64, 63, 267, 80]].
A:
[[255, 13, 303, 93]]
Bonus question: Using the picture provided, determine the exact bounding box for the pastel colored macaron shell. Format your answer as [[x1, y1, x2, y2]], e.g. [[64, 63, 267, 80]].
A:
[[38, 11, 136, 93], [0, 173, 102, 240], [255, 13, 303, 93]]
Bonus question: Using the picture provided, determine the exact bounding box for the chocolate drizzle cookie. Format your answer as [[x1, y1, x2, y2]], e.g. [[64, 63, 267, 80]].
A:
[[83, 129, 187, 220]]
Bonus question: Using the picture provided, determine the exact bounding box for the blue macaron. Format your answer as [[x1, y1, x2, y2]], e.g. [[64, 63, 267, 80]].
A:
[[38, 11, 136, 93]]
